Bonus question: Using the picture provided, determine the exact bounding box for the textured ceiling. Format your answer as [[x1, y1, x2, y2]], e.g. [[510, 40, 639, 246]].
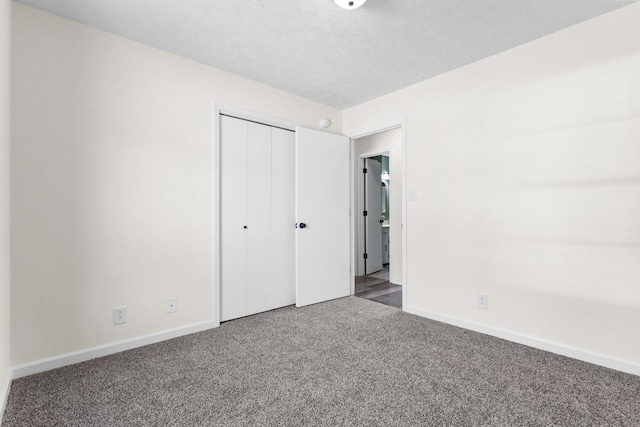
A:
[[15, 0, 638, 109]]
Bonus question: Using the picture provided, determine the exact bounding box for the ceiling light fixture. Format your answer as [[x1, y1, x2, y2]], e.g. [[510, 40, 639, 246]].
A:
[[334, 0, 367, 10]]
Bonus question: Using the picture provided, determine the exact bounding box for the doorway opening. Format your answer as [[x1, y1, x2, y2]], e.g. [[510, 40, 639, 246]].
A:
[[352, 128, 403, 309]]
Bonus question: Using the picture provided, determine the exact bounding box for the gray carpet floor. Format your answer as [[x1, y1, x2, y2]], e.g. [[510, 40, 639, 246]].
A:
[[3, 297, 640, 426]]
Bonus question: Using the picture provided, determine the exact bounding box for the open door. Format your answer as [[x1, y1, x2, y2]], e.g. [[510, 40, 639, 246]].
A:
[[295, 126, 351, 307], [364, 158, 384, 274]]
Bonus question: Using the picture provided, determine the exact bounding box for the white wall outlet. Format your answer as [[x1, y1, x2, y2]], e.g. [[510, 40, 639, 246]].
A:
[[165, 297, 177, 314], [113, 306, 127, 325], [477, 294, 489, 310]]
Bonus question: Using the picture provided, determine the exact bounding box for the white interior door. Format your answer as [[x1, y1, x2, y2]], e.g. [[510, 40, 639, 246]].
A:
[[365, 158, 383, 274], [295, 127, 351, 307]]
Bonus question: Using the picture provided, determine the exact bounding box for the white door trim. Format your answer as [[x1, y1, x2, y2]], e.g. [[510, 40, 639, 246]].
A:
[[347, 119, 407, 311]]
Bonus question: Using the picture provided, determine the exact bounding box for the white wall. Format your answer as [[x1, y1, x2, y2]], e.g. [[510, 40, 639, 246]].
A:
[[355, 129, 402, 284], [344, 4, 640, 367], [1, 0, 11, 415], [11, 3, 342, 366]]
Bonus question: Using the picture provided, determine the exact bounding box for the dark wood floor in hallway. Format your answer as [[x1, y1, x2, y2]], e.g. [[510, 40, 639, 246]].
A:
[[354, 272, 402, 308]]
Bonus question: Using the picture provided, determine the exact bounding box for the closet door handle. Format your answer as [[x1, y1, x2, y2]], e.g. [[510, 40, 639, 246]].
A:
[[243, 225, 247, 229], [299, 223, 307, 229]]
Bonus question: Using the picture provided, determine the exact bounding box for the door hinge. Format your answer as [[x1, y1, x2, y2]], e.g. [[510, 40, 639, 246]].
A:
[[363, 168, 367, 174], [363, 210, 368, 216], [363, 253, 368, 259]]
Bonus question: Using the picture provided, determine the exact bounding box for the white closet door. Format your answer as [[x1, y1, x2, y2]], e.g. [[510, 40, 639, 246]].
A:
[[221, 116, 296, 321], [246, 122, 273, 316], [220, 116, 248, 321], [271, 127, 296, 308]]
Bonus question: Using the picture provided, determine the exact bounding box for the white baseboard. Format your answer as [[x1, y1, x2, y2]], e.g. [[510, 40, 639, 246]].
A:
[[404, 305, 640, 377], [0, 366, 12, 425], [390, 276, 403, 285], [12, 320, 218, 379]]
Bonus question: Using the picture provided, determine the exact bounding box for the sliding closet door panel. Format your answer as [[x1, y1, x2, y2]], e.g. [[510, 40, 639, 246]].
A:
[[246, 122, 273, 315], [271, 127, 296, 308], [220, 116, 248, 321]]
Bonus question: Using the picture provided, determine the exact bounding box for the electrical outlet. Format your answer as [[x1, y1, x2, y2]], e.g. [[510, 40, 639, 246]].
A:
[[477, 294, 488, 310], [165, 297, 177, 314], [113, 306, 127, 325]]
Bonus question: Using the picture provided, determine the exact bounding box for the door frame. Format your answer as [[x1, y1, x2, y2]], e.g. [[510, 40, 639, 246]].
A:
[[213, 103, 301, 326], [348, 119, 407, 311]]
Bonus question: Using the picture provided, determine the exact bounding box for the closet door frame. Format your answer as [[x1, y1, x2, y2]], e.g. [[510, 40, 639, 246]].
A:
[[213, 104, 301, 325]]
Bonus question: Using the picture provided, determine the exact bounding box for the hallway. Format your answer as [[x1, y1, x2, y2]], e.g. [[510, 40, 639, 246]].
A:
[[354, 268, 401, 308]]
